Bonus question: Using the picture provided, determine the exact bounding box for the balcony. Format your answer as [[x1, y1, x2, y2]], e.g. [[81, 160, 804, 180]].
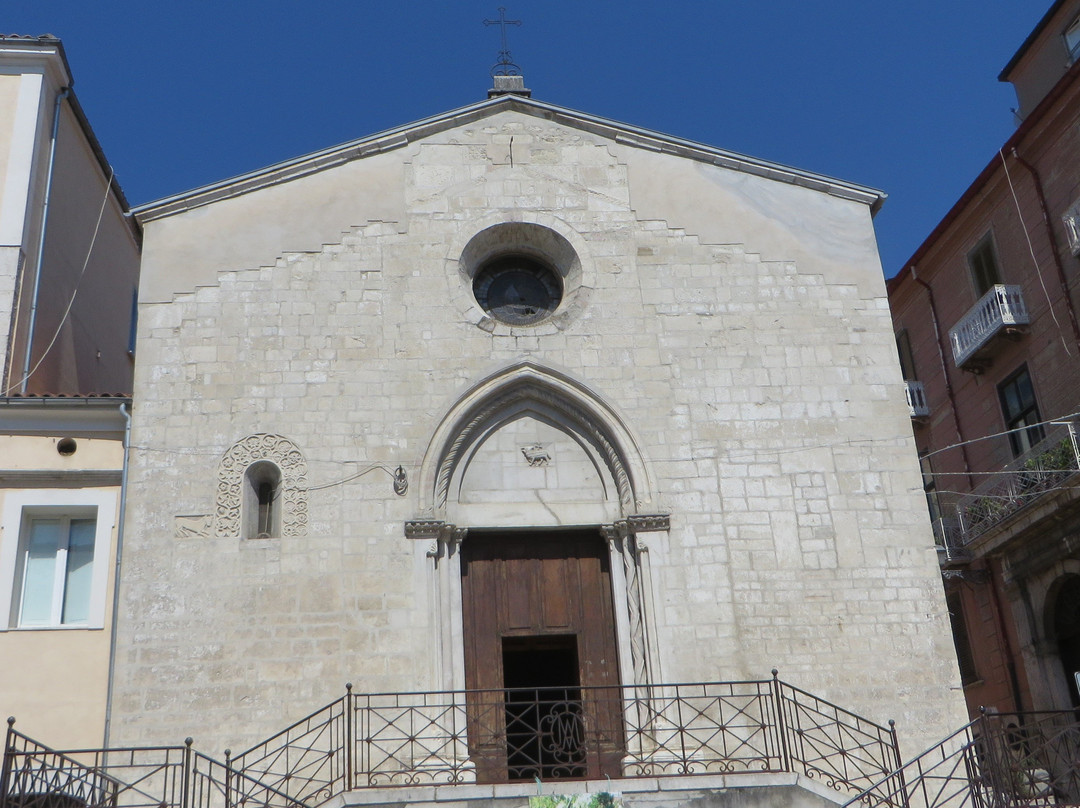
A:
[[954, 423, 1080, 544], [948, 285, 1029, 372], [905, 380, 929, 419]]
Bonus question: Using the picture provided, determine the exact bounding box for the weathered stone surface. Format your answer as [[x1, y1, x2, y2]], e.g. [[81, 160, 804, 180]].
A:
[[114, 105, 966, 760]]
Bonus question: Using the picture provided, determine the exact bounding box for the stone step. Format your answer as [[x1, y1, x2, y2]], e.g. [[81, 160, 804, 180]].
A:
[[325, 773, 848, 808]]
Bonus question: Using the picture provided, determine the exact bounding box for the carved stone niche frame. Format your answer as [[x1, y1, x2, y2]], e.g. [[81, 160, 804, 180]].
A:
[[408, 361, 666, 694], [214, 433, 309, 538]]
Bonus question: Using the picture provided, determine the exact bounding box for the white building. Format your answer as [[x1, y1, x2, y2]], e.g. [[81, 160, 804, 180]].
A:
[[107, 71, 966, 790]]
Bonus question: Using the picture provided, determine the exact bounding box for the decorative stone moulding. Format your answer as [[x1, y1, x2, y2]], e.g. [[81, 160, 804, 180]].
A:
[[215, 433, 309, 538], [448, 216, 595, 334], [415, 360, 656, 521], [434, 381, 634, 512]]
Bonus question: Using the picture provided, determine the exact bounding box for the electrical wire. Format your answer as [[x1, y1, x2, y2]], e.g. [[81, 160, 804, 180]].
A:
[[999, 148, 1071, 356], [3, 165, 116, 395], [917, 411, 1080, 462], [933, 482, 1078, 500]]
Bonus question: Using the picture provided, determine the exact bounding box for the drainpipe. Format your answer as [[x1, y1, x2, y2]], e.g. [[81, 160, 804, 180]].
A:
[[20, 87, 70, 394], [1008, 147, 1080, 352], [911, 267, 974, 485], [102, 401, 131, 748]]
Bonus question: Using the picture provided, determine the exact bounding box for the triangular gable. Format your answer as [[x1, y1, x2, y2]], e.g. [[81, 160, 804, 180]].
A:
[[134, 94, 885, 223]]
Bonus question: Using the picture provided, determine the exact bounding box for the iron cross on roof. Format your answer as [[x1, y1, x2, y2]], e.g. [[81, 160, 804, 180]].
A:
[[484, 7, 522, 76]]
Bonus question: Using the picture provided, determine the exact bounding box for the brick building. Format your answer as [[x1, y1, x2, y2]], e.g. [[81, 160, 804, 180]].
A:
[[888, 0, 1080, 717]]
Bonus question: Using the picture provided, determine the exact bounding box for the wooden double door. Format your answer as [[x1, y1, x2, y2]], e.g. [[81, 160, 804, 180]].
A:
[[460, 530, 624, 781]]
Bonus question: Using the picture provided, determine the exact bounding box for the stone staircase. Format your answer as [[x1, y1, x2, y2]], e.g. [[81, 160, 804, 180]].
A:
[[8, 680, 1075, 808]]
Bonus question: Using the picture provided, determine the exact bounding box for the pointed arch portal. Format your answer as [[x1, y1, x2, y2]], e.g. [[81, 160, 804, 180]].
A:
[[406, 362, 668, 781]]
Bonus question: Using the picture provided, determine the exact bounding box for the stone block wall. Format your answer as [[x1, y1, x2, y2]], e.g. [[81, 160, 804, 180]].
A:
[[113, 111, 966, 758]]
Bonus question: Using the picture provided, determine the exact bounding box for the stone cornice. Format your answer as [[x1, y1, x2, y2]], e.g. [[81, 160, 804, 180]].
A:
[[0, 470, 122, 487]]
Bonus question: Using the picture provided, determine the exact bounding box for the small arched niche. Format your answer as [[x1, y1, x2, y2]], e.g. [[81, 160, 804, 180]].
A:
[[214, 433, 309, 538], [243, 461, 282, 539]]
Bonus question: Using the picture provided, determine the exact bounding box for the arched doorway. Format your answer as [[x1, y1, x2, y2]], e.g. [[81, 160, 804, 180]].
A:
[[1053, 576, 1080, 709], [411, 362, 669, 782]]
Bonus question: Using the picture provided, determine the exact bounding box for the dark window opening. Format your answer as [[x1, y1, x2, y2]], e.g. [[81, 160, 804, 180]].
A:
[[473, 255, 563, 326], [896, 329, 917, 381], [127, 288, 139, 356], [947, 591, 978, 686], [244, 461, 282, 539], [257, 482, 274, 538], [999, 366, 1043, 457], [919, 452, 944, 540], [502, 635, 585, 780], [968, 235, 1002, 298]]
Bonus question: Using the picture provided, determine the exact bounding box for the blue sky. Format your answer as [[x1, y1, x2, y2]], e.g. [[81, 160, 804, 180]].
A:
[[7, 1, 1050, 276]]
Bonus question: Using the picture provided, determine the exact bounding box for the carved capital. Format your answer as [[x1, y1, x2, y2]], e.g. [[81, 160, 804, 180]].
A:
[[600, 521, 630, 543], [410, 520, 466, 559], [627, 513, 670, 533], [405, 519, 445, 540]]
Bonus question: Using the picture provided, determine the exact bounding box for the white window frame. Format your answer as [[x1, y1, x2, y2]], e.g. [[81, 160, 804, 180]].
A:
[[0, 489, 116, 630], [1063, 199, 1080, 257], [1065, 15, 1080, 63]]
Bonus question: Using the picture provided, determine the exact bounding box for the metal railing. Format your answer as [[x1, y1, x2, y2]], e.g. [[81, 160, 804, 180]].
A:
[[906, 381, 930, 419], [954, 423, 1080, 544], [230, 673, 901, 798], [948, 285, 1029, 369], [1, 720, 305, 808], [844, 710, 1080, 808], [4, 676, 901, 807]]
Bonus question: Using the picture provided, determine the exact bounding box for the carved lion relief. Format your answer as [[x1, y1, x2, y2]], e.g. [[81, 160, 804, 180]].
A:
[[215, 434, 309, 537]]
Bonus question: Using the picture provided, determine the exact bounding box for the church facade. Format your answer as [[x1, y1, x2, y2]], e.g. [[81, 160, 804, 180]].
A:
[[110, 82, 966, 765]]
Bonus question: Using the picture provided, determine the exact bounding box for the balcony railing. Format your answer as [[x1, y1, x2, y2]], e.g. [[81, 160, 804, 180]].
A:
[[3, 676, 903, 808], [948, 285, 1029, 370], [953, 423, 1080, 545], [905, 381, 929, 419], [844, 709, 1080, 808]]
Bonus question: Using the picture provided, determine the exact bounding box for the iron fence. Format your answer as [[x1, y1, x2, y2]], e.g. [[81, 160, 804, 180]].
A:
[[231, 673, 901, 796], [1, 720, 305, 808], [776, 681, 901, 794], [844, 709, 1080, 808], [5, 675, 903, 808]]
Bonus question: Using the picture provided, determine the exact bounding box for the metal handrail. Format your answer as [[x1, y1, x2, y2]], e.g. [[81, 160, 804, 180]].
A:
[[948, 284, 1029, 368], [2, 721, 305, 808], [232, 674, 899, 795], [954, 422, 1080, 544], [5, 676, 902, 807], [842, 709, 1080, 808]]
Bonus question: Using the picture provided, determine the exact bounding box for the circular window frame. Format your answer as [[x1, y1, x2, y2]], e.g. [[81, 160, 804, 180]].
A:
[[472, 254, 564, 326], [456, 221, 587, 334]]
